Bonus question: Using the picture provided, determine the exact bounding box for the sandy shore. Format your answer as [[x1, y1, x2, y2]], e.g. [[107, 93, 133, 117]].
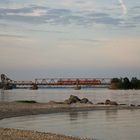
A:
[[0, 102, 140, 120], [0, 101, 140, 140], [0, 128, 91, 140]]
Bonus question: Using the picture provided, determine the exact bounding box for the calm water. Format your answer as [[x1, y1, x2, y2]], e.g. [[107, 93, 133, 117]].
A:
[[0, 109, 140, 140], [0, 88, 140, 105], [0, 89, 140, 140]]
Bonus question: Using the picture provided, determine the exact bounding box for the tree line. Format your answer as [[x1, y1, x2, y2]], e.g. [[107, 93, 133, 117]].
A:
[[111, 77, 140, 89]]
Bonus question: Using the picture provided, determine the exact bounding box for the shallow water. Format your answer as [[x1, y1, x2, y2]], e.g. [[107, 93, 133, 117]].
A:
[[0, 109, 140, 140], [0, 88, 140, 105]]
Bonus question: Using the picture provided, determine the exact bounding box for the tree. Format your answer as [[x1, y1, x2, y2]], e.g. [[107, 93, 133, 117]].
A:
[[111, 78, 122, 89], [131, 77, 140, 89], [122, 77, 130, 89], [111, 78, 120, 83], [111, 77, 140, 89]]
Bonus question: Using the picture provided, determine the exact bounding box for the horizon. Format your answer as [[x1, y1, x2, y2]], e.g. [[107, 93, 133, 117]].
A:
[[0, 0, 140, 80]]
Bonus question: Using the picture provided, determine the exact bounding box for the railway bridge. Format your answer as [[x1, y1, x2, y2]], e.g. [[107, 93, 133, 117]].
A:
[[0, 74, 111, 89]]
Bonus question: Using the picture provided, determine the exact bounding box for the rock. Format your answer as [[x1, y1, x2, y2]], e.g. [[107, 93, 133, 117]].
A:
[[130, 104, 135, 107], [105, 99, 118, 106], [110, 101, 118, 106], [64, 95, 93, 104], [80, 98, 89, 103], [69, 95, 81, 103], [105, 100, 111, 105], [64, 95, 81, 104], [88, 101, 93, 104], [64, 99, 71, 104]]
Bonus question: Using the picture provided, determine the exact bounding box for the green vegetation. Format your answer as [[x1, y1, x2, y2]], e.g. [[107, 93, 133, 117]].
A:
[[16, 100, 37, 103], [111, 77, 140, 89]]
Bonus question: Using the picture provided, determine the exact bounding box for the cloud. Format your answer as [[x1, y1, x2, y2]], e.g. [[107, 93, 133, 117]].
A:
[[118, 0, 127, 15], [0, 2, 139, 29], [7, 9, 47, 17], [0, 5, 126, 27], [78, 39, 100, 42], [133, 15, 140, 21], [28, 29, 67, 34], [0, 34, 25, 38]]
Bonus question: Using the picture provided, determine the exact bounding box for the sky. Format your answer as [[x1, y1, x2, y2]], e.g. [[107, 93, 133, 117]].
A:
[[0, 0, 140, 80]]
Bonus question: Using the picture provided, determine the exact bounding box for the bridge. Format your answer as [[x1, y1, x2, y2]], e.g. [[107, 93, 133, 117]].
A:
[[0, 74, 111, 89]]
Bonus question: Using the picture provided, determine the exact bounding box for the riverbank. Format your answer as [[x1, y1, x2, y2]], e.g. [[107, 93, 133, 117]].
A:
[[0, 101, 140, 140]]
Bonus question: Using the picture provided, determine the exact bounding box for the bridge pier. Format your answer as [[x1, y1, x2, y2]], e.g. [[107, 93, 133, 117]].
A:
[[31, 83, 38, 90], [1, 83, 13, 90], [74, 85, 81, 90]]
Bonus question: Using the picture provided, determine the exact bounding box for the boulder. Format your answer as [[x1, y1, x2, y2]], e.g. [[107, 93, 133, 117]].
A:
[[64, 95, 93, 104], [105, 99, 111, 105], [88, 101, 93, 104], [110, 101, 118, 106], [105, 99, 118, 106], [80, 98, 89, 104], [64, 95, 81, 104]]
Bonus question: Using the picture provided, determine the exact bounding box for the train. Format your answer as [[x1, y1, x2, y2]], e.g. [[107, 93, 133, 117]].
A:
[[57, 79, 101, 85]]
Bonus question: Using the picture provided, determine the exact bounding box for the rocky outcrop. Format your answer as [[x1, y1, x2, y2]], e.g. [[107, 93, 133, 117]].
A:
[[64, 95, 81, 104], [64, 95, 92, 104]]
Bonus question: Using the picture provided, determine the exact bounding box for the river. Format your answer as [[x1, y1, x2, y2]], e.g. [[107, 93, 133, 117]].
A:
[[0, 109, 140, 140], [0, 88, 140, 105], [0, 89, 140, 140]]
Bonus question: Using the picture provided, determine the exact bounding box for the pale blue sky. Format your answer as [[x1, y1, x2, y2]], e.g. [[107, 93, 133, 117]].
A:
[[0, 0, 140, 80]]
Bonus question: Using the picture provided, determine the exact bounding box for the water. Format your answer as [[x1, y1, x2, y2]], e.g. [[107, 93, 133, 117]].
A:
[[0, 88, 140, 105], [0, 89, 140, 140], [0, 109, 140, 140]]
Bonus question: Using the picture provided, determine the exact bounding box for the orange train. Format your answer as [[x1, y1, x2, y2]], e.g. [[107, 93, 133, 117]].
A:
[[57, 79, 101, 85]]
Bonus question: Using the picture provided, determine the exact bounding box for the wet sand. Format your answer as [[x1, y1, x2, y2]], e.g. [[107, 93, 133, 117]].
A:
[[0, 101, 140, 140]]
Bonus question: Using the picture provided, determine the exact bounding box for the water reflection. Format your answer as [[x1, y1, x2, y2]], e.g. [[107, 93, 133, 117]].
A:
[[105, 110, 118, 120], [0, 89, 9, 102], [69, 112, 79, 121], [69, 111, 89, 121], [0, 110, 140, 140]]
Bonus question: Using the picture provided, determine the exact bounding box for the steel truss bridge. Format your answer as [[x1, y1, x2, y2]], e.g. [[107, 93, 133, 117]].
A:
[[0, 74, 111, 89]]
